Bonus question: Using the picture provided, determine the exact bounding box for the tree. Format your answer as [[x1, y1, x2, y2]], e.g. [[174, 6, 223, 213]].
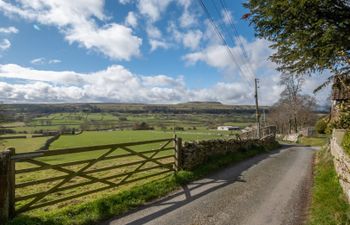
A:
[[268, 95, 317, 134], [280, 73, 304, 133], [243, 0, 350, 90]]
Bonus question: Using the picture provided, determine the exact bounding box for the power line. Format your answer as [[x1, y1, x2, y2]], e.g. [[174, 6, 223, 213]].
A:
[[217, 0, 256, 82], [196, 0, 254, 88], [207, 0, 255, 82], [198, 0, 261, 132]]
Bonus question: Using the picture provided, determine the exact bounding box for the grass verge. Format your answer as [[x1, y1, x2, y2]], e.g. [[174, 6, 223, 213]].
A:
[[307, 146, 350, 225], [8, 141, 279, 225], [342, 131, 350, 155], [298, 135, 329, 147]]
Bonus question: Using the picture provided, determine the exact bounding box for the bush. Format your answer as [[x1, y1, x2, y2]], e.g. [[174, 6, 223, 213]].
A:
[[315, 118, 328, 134], [132, 122, 154, 130], [118, 117, 128, 121], [174, 126, 184, 131], [337, 112, 350, 129], [342, 131, 350, 155]]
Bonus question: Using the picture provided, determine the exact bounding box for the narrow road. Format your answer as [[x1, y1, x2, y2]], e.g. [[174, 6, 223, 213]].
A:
[[101, 145, 315, 225]]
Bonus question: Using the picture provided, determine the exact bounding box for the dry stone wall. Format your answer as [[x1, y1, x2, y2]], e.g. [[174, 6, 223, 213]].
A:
[[181, 136, 278, 170], [331, 129, 350, 202]]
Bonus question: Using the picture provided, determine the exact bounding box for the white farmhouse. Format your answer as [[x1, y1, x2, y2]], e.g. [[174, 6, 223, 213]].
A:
[[217, 126, 240, 131]]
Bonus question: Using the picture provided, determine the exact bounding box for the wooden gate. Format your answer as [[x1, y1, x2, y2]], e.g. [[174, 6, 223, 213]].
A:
[[0, 137, 182, 223]]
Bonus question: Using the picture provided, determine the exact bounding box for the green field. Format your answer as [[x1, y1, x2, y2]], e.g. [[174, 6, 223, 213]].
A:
[[3, 128, 235, 216], [0, 109, 251, 217], [0, 136, 50, 152], [50, 130, 232, 149], [1, 112, 252, 134]]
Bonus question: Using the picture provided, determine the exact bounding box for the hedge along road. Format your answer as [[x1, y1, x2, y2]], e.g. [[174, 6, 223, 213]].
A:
[[101, 145, 315, 225]]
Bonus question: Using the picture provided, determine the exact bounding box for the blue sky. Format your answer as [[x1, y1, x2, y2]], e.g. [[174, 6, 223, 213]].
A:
[[0, 0, 329, 105]]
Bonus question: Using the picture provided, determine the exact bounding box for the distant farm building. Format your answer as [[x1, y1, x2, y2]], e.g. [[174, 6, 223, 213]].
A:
[[217, 126, 240, 131]]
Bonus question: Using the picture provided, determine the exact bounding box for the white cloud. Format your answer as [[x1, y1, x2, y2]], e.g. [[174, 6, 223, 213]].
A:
[[149, 39, 169, 51], [65, 23, 142, 60], [167, 23, 202, 50], [178, 0, 197, 28], [0, 64, 187, 103], [0, 26, 18, 34], [0, 63, 259, 104], [137, 0, 173, 22], [182, 30, 202, 50], [146, 23, 169, 51], [222, 9, 234, 25], [30, 57, 46, 65], [146, 24, 162, 39], [31, 58, 61, 65], [119, 0, 133, 4], [184, 45, 232, 68], [0, 0, 142, 61], [48, 59, 61, 64], [0, 39, 11, 51], [125, 11, 138, 28], [0, 63, 329, 105], [183, 38, 274, 82]]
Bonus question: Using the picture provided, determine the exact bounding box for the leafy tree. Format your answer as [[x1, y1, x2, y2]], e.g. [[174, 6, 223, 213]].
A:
[[243, 0, 350, 90]]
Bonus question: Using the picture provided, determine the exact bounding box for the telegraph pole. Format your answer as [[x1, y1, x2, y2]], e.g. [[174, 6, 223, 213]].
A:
[[254, 78, 261, 138]]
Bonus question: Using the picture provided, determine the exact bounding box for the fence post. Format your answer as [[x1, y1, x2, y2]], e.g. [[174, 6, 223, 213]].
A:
[[174, 136, 183, 171], [0, 147, 15, 224], [8, 148, 15, 219]]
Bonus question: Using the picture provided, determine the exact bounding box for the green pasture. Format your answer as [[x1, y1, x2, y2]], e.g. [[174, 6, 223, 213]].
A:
[[29, 113, 119, 126], [1, 112, 252, 135], [0, 136, 50, 153], [0, 111, 251, 216], [2, 129, 234, 216], [50, 130, 231, 150]]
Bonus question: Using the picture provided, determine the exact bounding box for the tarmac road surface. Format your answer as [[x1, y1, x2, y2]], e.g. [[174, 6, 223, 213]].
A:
[[101, 145, 315, 225]]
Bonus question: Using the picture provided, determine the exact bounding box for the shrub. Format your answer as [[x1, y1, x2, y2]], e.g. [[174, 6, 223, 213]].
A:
[[174, 126, 184, 131], [342, 131, 350, 155], [337, 112, 350, 129], [315, 118, 328, 134], [132, 122, 154, 130], [118, 117, 128, 121]]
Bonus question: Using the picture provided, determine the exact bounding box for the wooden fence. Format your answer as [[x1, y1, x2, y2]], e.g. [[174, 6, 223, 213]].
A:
[[0, 137, 182, 223]]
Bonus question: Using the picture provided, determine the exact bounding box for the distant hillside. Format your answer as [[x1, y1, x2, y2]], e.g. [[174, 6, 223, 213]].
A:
[[2, 102, 268, 115]]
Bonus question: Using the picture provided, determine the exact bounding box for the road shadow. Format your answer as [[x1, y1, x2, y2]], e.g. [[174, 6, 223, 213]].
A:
[[100, 145, 297, 225]]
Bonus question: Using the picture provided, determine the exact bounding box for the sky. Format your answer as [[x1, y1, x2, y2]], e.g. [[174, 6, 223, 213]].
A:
[[0, 0, 330, 105]]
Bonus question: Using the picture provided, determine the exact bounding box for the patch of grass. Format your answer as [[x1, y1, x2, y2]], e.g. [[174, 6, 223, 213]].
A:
[[8, 142, 279, 225], [0, 137, 50, 152], [307, 146, 350, 225], [298, 135, 329, 147], [50, 130, 231, 149], [342, 131, 350, 155]]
